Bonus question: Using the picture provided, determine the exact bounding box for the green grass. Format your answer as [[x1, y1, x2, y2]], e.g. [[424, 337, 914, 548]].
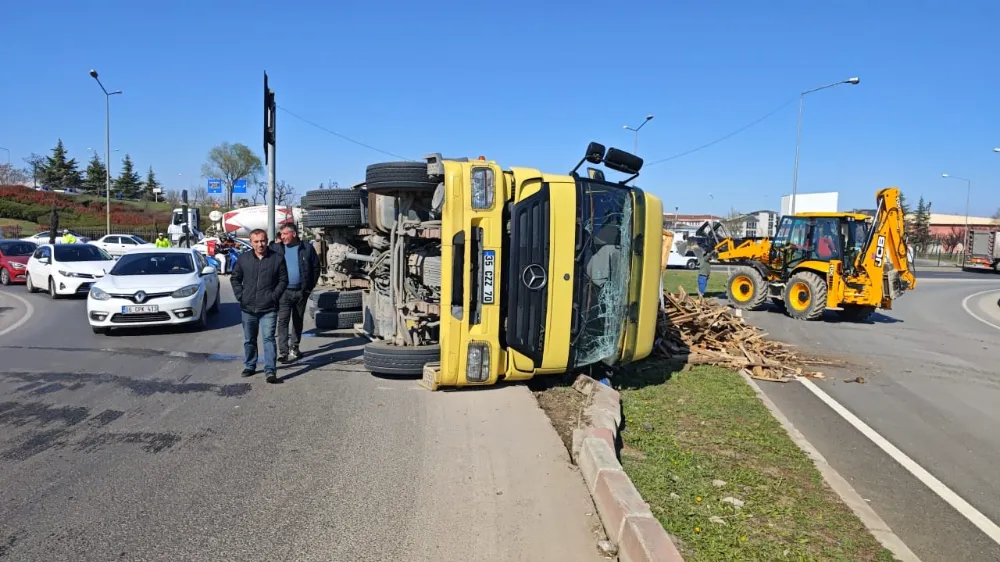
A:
[[662, 269, 727, 297], [617, 364, 897, 562], [77, 195, 175, 212], [0, 218, 38, 228]]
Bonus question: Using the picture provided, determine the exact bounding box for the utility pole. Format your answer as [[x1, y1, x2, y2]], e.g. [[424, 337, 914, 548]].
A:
[[264, 72, 277, 241], [89, 69, 122, 237]]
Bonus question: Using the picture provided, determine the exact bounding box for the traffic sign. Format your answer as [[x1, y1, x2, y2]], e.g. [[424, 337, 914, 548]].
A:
[[234, 179, 248, 194], [207, 179, 223, 194]]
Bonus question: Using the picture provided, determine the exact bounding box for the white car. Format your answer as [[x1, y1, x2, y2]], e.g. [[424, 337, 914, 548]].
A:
[[86, 247, 221, 334], [20, 230, 91, 244], [25, 243, 117, 297], [91, 234, 156, 257]]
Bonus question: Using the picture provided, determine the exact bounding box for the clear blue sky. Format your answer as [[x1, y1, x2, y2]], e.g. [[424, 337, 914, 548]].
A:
[[3, 0, 998, 217]]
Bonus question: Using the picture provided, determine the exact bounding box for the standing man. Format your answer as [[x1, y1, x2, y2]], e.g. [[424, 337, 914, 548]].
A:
[[271, 223, 321, 363], [694, 244, 715, 297], [231, 228, 288, 383], [61, 229, 77, 244], [155, 233, 171, 248]]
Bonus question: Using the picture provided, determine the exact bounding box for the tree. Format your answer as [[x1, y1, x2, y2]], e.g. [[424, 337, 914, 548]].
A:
[[992, 208, 1000, 220], [113, 154, 143, 199], [252, 179, 297, 207], [39, 139, 83, 189], [0, 163, 30, 185], [942, 226, 965, 253], [899, 191, 913, 234], [23, 153, 45, 188], [200, 142, 264, 208], [83, 153, 109, 195], [143, 167, 161, 201], [912, 196, 933, 253]]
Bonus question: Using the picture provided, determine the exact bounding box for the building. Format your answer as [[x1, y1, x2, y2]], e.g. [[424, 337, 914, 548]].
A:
[[919, 214, 999, 252], [662, 214, 723, 229], [724, 210, 780, 238]]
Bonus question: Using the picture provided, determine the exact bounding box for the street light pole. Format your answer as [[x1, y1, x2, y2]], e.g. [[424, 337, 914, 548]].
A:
[[623, 114, 654, 155], [941, 173, 971, 266], [789, 77, 860, 215], [89, 69, 122, 237]]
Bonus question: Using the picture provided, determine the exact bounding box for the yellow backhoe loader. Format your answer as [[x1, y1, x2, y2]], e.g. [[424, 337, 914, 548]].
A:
[[715, 187, 916, 322]]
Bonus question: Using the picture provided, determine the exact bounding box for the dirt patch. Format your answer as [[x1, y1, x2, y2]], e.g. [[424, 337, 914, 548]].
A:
[[533, 381, 589, 452]]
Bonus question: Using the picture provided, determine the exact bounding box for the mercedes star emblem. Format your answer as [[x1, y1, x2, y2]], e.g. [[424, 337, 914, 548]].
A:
[[134, 291, 147, 303], [521, 264, 547, 291]]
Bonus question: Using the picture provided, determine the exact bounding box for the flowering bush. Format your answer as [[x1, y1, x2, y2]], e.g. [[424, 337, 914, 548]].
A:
[[0, 185, 172, 228]]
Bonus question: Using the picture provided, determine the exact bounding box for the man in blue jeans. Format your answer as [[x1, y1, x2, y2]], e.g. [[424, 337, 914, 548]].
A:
[[231, 228, 288, 383]]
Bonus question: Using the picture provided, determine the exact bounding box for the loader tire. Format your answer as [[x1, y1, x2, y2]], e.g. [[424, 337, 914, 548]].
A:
[[363, 341, 440, 376], [311, 289, 363, 311], [838, 304, 877, 323], [783, 271, 827, 321], [365, 162, 439, 194], [304, 208, 364, 228], [303, 189, 363, 209], [726, 267, 767, 310], [315, 310, 364, 330]]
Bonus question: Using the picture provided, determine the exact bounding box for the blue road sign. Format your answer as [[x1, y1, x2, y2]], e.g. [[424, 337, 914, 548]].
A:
[[207, 179, 223, 194], [234, 178, 248, 194]]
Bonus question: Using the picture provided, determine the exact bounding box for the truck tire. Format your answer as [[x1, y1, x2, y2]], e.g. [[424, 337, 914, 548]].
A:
[[783, 271, 827, 321], [315, 310, 364, 330], [365, 162, 438, 194], [304, 208, 364, 228], [726, 266, 767, 310], [363, 341, 440, 376], [303, 189, 363, 209], [837, 304, 876, 323], [311, 290, 363, 310]]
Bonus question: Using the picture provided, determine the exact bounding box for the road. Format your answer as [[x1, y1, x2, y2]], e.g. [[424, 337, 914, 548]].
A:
[[743, 273, 1000, 561], [0, 284, 605, 562]]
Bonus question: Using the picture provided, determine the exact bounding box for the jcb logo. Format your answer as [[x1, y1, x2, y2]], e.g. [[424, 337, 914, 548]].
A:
[[874, 235, 886, 267], [828, 264, 834, 287]]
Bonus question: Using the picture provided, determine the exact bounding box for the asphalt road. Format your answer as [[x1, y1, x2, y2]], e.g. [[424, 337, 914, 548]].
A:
[[0, 284, 606, 562], [742, 276, 1000, 561]]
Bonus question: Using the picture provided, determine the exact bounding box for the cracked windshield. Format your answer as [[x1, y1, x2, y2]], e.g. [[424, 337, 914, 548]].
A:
[[571, 179, 633, 367]]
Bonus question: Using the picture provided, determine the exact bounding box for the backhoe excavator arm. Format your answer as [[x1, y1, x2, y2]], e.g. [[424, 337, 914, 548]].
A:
[[858, 186, 916, 292]]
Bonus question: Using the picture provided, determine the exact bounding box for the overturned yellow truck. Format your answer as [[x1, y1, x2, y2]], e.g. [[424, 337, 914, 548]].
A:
[[300, 142, 665, 389]]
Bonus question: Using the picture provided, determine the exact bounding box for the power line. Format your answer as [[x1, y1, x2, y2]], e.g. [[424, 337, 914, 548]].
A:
[[276, 105, 415, 161], [645, 98, 797, 167]]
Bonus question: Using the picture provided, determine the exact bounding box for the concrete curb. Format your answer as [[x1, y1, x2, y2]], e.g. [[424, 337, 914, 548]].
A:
[[570, 375, 685, 562]]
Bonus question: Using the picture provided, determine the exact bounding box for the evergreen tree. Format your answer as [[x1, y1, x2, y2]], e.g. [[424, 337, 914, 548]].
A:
[[113, 154, 143, 199], [899, 191, 913, 235], [143, 166, 161, 200], [913, 196, 933, 253], [39, 139, 83, 189], [83, 153, 109, 195]]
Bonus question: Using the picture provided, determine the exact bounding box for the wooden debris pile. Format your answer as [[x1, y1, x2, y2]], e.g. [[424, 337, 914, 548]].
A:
[[656, 287, 834, 382]]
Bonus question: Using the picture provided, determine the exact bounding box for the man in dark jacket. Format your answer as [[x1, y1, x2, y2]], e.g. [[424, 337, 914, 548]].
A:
[[270, 223, 321, 362], [231, 228, 288, 383]]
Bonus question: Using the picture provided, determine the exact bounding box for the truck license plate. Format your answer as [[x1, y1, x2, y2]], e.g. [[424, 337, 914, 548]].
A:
[[122, 305, 159, 314], [482, 250, 495, 304]]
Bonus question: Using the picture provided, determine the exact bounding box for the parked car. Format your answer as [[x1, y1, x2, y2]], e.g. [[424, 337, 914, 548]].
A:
[[0, 240, 38, 285], [90, 234, 156, 257], [86, 248, 220, 334], [25, 243, 116, 298], [20, 230, 91, 244]]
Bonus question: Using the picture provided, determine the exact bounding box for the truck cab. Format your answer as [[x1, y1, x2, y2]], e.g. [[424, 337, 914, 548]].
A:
[[304, 142, 664, 389], [168, 207, 203, 246]]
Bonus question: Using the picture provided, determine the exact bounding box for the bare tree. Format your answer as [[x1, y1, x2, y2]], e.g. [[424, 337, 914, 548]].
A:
[[23, 153, 45, 188], [192, 186, 208, 205], [165, 190, 180, 207], [0, 163, 30, 185], [252, 179, 296, 207], [200, 142, 264, 208], [942, 226, 965, 253]]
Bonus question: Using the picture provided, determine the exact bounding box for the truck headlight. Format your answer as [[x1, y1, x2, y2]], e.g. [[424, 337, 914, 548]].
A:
[[171, 284, 200, 298], [466, 341, 491, 383], [470, 167, 495, 210], [90, 286, 110, 301]]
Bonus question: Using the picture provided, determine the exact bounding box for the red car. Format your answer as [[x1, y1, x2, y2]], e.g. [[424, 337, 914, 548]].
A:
[[0, 240, 38, 285]]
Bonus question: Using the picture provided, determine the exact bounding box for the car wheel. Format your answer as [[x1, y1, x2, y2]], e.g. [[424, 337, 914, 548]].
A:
[[0, 269, 9, 286], [193, 295, 209, 330], [686, 259, 698, 270], [26, 274, 38, 293], [48, 277, 59, 299], [208, 287, 220, 314]]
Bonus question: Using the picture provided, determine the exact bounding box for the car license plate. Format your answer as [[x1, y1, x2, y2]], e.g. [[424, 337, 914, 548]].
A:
[[122, 305, 159, 314], [482, 250, 495, 304]]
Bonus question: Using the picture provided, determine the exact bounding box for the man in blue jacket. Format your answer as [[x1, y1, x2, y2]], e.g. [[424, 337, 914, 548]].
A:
[[231, 228, 288, 383], [271, 223, 321, 363]]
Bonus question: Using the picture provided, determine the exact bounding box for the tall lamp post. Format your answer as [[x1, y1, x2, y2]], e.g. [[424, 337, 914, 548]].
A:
[[941, 173, 971, 266], [89, 69, 122, 236], [789, 77, 860, 215], [623, 114, 654, 155]]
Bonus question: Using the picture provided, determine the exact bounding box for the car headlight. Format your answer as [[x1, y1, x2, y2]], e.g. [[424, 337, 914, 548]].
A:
[[90, 286, 110, 301], [171, 284, 200, 298], [470, 167, 495, 210], [11, 262, 25, 269], [58, 269, 85, 278]]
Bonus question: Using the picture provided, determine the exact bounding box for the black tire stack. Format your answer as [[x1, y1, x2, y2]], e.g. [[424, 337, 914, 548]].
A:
[[300, 188, 367, 228], [310, 289, 365, 331]]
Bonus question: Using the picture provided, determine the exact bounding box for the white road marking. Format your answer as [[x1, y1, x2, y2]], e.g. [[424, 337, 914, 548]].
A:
[[0, 291, 35, 338], [917, 278, 998, 284], [961, 289, 1000, 332], [798, 376, 1000, 546]]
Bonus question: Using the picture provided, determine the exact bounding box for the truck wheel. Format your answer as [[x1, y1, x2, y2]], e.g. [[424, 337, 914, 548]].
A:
[[365, 162, 439, 194], [311, 290, 363, 310], [726, 266, 767, 310], [685, 259, 698, 270], [838, 304, 876, 323], [783, 271, 827, 321], [363, 341, 440, 376], [304, 208, 364, 228], [303, 189, 363, 210], [315, 310, 364, 330]]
